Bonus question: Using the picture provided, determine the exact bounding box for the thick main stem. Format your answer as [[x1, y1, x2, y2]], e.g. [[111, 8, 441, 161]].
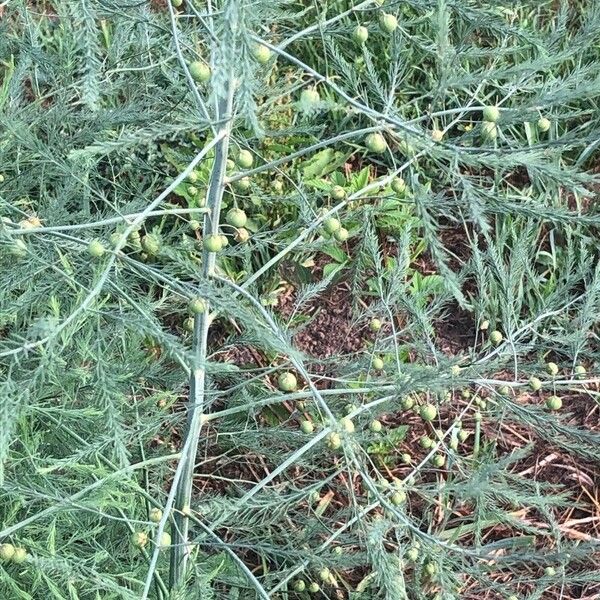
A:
[[170, 90, 233, 588]]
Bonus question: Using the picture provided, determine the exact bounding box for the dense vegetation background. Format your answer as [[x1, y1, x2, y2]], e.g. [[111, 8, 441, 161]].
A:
[[1, 0, 600, 598]]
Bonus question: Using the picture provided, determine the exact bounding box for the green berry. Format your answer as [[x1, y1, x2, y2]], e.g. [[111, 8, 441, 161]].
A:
[[334, 227, 349, 242], [11, 548, 27, 564], [203, 234, 223, 252], [450, 365, 461, 376], [545, 395, 562, 411], [546, 362, 559, 376], [226, 207, 248, 228], [308, 582, 320, 593], [233, 176, 251, 192], [141, 234, 160, 256], [499, 385, 511, 396], [365, 132, 387, 153], [489, 330, 503, 345], [149, 508, 163, 523], [420, 403, 437, 422], [300, 420, 314, 434], [189, 219, 201, 231], [401, 396, 414, 410], [391, 490, 406, 505], [236, 150, 254, 169], [278, 372, 297, 392], [424, 562, 436, 576], [401, 452, 412, 464], [340, 417, 355, 433], [574, 364, 586, 378], [235, 228, 250, 243], [457, 429, 469, 443], [369, 318, 382, 332], [294, 580, 306, 592], [369, 419, 383, 433], [323, 217, 341, 234], [183, 317, 194, 333], [271, 179, 284, 194], [352, 25, 369, 44], [11, 239, 28, 259], [131, 531, 148, 548], [474, 410, 482, 422], [88, 239, 105, 258], [188, 297, 206, 314], [158, 532, 171, 547], [482, 105, 500, 123], [319, 567, 330, 582], [405, 547, 419, 561], [251, 44, 271, 64], [544, 566, 556, 577], [330, 185, 346, 200], [0, 544, 15, 561], [431, 129, 444, 142], [379, 13, 398, 33], [420, 435, 433, 449], [529, 377, 542, 392], [481, 121, 498, 140], [189, 61, 211, 83], [327, 432, 342, 450], [372, 356, 384, 371], [301, 88, 320, 105], [391, 177, 406, 195], [431, 454, 445, 468], [537, 117, 551, 132]]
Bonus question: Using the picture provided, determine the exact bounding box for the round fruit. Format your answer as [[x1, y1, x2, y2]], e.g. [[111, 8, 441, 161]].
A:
[[482, 105, 500, 123], [187, 171, 198, 183], [401, 396, 414, 410], [149, 508, 163, 523], [141, 234, 160, 256], [189, 219, 201, 231], [271, 180, 283, 194], [251, 44, 271, 64], [294, 580, 306, 592], [575, 365, 586, 378], [529, 377, 542, 392], [334, 227, 349, 242], [424, 562, 436, 576], [474, 410, 482, 422], [88, 239, 105, 258], [420, 435, 433, 449], [219, 234, 229, 248], [327, 432, 342, 450], [431, 454, 445, 468], [450, 365, 461, 377], [187, 185, 198, 197], [308, 582, 320, 593], [131, 531, 148, 548], [203, 234, 223, 252], [431, 129, 444, 142], [235, 228, 250, 243], [499, 385, 511, 396], [278, 372, 297, 392], [489, 330, 503, 345], [226, 207, 248, 228], [546, 361, 559, 376], [481, 121, 498, 140], [0, 543, 15, 561], [158, 532, 171, 547], [183, 317, 194, 333], [11, 239, 28, 259], [372, 356, 384, 371], [330, 185, 346, 200], [188, 297, 206, 314], [365, 132, 387, 153], [379, 13, 398, 33], [391, 490, 406, 505], [457, 429, 469, 443], [301, 88, 320, 105], [370, 419, 382, 433], [233, 176, 251, 192], [319, 567, 330, 582], [300, 420, 314, 434], [538, 117, 551, 132], [544, 566, 556, 577], [236, 150, 254, 169], [189, 61, 211, 83], [353, 25, 369, 44], [340, 417, 355, 433], [369, 318, 382, 332], [406, 547, 419, 561], [401, 452, 412, 464], [420, 403, 437, 422], [546, 395, 562, 411], [11, 548, 27, 564], [391, 177, 406, 195], [323, 217, 341, 234], [171, 0, 182, 6]]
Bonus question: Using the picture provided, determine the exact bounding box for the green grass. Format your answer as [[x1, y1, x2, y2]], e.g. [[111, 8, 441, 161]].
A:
[[1, 0, 600, 598]]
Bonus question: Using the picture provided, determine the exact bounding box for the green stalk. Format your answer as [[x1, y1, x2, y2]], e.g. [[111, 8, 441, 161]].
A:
[[169, 88, 234, 588]]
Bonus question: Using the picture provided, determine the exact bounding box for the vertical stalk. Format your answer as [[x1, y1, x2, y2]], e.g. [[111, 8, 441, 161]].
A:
[[170, 87, 234, 588]]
